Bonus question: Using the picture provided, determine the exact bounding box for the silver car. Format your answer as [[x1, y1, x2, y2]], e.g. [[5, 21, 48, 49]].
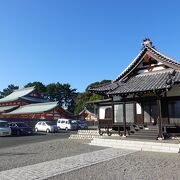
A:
[[0, 120, 11, 136], [35, 121, 58, 133]]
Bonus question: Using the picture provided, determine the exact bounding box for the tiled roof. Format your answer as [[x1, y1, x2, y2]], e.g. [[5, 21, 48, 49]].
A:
[[89, 39, 180, 96], [79, 108, 96, 116], [89, 82, 118, 93], [108, 69, 180, 95], [20, 96, 49, 103], [4, 102, 59, 115], [0, 105, 18, 113], [0, 87, 35, 103]]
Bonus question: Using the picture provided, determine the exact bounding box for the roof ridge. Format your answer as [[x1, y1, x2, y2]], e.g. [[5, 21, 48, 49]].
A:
[[13, 86, 35, 92]]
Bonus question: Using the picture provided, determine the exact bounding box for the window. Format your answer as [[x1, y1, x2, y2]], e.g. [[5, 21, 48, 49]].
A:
[[126, 103, 134, 123], [168, 100, 180, 124], [114, 103, 134, 123], [114, 104, 123, 123]]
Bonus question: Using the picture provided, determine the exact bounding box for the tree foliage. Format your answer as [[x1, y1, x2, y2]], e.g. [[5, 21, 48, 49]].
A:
[[46, 83, 77, 112], [0, 79, 110, 114], [0, 84, 19, 98], [24, 81, 46, 95], [74, 80, 111, 115]]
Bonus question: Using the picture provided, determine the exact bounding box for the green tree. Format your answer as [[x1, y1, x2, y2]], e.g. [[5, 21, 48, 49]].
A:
[[24, 82, 46, 96], [74, 80, 111, 115], [46, 83, 77, 112], [0, 84, 19, 98]]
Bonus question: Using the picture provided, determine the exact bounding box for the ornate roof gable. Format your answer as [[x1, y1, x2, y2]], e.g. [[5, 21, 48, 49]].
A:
[[114, 38, 180, 82], [89, 39, 180, 95]]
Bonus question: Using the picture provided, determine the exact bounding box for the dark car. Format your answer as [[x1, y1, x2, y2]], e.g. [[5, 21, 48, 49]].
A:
[[74, 120, 88, 130], [8, 122, 33, 136]]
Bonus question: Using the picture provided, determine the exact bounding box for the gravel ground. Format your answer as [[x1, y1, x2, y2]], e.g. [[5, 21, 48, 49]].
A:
[[0, 138, 179, 180], [0, 138, 104, 172], [48, 151, 180, 180]]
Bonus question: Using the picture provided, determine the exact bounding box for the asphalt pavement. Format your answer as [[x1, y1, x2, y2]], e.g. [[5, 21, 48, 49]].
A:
[[0, 131, 76, 149]]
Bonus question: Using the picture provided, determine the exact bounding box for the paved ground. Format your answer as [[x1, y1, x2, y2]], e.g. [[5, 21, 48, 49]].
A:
[[0, 148, 136, 180], [48, 151, 180, 180], [0, 131, 76, 148], [0, 137, 180, 180], [0, 138, 104, 172]]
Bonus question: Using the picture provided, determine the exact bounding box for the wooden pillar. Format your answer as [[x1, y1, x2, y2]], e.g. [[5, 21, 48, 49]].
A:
[[123, 99, 126, 137], [53, 109, 55, 120], [97, 105, 101, 135], [157, 95, 163, 140]]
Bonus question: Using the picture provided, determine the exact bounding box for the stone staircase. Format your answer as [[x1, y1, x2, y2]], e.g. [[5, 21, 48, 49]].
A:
[[69, 129, 119, 140], [128, 125, 158, 140], [69, 126, 159, 140]]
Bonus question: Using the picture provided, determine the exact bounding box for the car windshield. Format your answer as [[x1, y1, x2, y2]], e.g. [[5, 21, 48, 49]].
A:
[[16, 123, 28, 127], [0, 122, 9, 128], [46, 122, 56, 126]]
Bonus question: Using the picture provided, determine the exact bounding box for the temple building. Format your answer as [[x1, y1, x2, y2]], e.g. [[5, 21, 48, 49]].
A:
[[0, 86, 72, 120], [89, 39, 180, 139], [79, 108, 97, 121]]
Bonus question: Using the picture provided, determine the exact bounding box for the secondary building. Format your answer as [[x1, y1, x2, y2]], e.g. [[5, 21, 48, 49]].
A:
[[0, 86, 72, 120], [89, 39, 180, 139]]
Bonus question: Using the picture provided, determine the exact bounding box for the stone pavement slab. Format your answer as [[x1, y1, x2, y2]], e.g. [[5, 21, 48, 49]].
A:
[[0, 148, 136, 180]]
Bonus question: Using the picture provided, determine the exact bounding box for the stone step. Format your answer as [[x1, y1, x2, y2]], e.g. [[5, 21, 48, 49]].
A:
[[78, 130, 99, 133], [69, 133, 121, 140], [89, 138, 180, 153], [77, 132, 99, 135], [69, 134, 104, 140]]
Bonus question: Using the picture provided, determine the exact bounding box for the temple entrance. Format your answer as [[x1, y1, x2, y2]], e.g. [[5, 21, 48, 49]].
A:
[[143, 101, 158, 125]]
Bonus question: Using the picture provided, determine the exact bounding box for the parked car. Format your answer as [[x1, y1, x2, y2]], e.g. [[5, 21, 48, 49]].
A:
[[73, 120, 88, 130], [8, 122, 33, 136], [57, 119, 77, 131], [0, 120, 11, 136], [35, 121, 58, 133]]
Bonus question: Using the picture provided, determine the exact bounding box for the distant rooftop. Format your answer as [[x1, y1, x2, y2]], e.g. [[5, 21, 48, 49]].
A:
[[0, 86, 35, 103], [4, 101, 59, 115]]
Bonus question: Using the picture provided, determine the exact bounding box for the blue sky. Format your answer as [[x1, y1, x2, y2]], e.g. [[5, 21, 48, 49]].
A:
[[0, 0, 180, 92]]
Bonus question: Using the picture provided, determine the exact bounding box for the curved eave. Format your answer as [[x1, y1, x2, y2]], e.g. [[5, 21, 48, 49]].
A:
[[0, 86, 35, 103], [108, 87, 167, 96], [89, 89, 110, 95], [114, 46, 180, 83], [114, 48, 147, 82], [3, 102, 59, 115]]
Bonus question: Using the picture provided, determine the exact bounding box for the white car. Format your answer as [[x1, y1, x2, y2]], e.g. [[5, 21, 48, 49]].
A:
[[35, 121, 58, 133], [0, 120, 11, 136], [57, 119, 77, 131]]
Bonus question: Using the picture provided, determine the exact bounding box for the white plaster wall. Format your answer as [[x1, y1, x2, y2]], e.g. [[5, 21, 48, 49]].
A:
[[136, 103, 142, 114], [99, 106, 111, 119]]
